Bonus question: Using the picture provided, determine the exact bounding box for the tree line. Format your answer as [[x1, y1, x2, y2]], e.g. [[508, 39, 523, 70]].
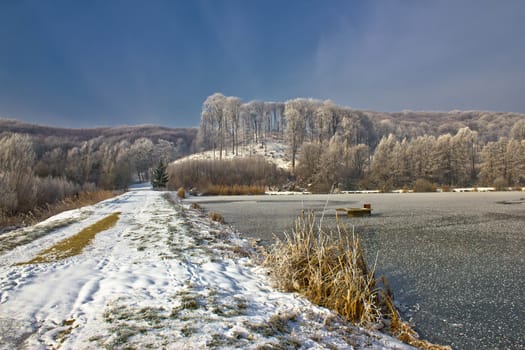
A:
[[0, 130, 193, 219], [197, 93, 525, 191]]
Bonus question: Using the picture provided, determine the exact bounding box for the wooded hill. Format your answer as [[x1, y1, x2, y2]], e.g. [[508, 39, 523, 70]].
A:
[[194, 93, 525, 192], [0, 118, 196, 145], [0, 119, 197, 219]]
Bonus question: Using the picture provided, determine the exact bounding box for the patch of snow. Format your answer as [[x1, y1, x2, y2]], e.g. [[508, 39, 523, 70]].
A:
[[0, 190, 413, 349], [174, 141, 292, 170]]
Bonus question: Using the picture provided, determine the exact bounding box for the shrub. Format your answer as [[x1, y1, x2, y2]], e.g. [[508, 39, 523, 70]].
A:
[[264, 212, 451, 350], [264, 213, 382, 327], [177, 187, 186, 199], [493, 177, 508, 191], [190, 202, 201, 210], [208, 211, 224, 224], [413, 179, 435, 192], [440, 185, 452, 192], [167, 157, 288, 194]]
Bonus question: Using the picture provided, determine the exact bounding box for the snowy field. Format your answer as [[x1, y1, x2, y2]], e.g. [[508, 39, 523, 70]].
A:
[[0, 188, 412, 349], [173, 140, 292, 169]]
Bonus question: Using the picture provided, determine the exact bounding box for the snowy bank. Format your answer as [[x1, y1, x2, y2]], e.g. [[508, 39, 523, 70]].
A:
[[0, 190, 413, 349]]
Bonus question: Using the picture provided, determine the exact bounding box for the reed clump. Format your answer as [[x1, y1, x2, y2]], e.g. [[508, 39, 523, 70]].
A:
[[264, 212, 381, 327], [203, 184, 265, 196], [177, 187, 186, 199], [264, 212, 451, 349], [208, 211, 224, 224], [190, 202, 202, 210]]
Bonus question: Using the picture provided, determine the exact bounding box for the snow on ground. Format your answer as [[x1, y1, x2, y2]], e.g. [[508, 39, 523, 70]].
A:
[[0, 189, 413, 349], [174, 140, 292, 170]]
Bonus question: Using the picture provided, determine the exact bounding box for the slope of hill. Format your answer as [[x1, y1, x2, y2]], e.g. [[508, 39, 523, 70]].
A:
[[363, 109, 525, 142], [173, 139, 292, 170], [0, 118, 197, 146]]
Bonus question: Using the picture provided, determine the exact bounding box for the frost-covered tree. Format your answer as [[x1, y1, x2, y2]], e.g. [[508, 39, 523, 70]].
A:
[[200, 93, 226, 159], [0, 133, 36, 214], [406, 135, 435, 182], [451, 127, 479, 186], [510, 119, 525, 141], [224, 96, 242, 155], [370, 134, 397, 191], [431, 134, 455, 185], [129, 138, 155, 182], [284, 100, 306, 171]]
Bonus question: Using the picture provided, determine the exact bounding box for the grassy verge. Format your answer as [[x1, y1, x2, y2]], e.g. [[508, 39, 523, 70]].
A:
[[264, 212, 451, 350], [18, 212, 121, 264], [0, 190, 120, 231]]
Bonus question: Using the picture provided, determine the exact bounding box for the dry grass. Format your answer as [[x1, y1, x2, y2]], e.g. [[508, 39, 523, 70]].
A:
[[177, 187, 186, 199], [203, 184, 266, 196], [208, 211, 225, 224], [264, 212, 381, 327], [19, 212, 121, 265], [264, 212, 451, 349], [0, 190, 120, 229], [190, 202, 202, 210]]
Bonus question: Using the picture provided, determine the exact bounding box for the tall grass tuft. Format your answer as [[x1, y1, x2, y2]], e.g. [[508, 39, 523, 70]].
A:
[[264, 212, 451, 349], [264, 212, 381, 327], [177, 187, 186, 199], [208, 211, 225, 224]]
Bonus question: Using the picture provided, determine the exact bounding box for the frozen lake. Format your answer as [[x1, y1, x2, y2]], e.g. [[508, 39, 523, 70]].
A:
[[188, 192, 525, 349]]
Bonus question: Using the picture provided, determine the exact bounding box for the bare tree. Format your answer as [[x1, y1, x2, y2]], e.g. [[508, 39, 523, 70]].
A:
[[224, 96, 242, 155], [200, 93, 226, 159], [451, 127, 479, 186], [284, 100, 306, 171], [0, 133, 36, 213], [510, 119, 525, 141], [129, 137, 155, 182], [370, 134, 397, 191]]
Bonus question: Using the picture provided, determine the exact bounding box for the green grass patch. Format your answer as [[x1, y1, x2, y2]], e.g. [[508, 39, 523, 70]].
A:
[[19, 212, 120, 264]]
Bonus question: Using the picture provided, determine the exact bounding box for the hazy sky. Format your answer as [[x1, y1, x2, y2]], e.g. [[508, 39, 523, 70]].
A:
[[1, 0, 524, 128]]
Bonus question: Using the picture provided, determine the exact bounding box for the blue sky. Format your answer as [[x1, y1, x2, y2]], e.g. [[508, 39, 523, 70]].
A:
[[1, 0, 524, 128]]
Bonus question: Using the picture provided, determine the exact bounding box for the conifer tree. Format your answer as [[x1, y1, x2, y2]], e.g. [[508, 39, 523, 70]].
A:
[[151, 160, 169, 189]]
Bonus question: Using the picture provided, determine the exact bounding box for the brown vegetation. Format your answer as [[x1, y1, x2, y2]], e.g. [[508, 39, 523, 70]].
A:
[[208, 211, 224, 224], [0, 190, 119, 230], [176, 187, 186, 199], [201, 185, 265, 196], [413, 179, 436, 192], [19, 212, 120, 264], [190, 202, 202, 210], [167, 157, 288, 194], [264, 213, 451, 349]]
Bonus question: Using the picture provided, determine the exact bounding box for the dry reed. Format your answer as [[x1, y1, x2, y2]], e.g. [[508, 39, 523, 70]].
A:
[[264, 212, 451, 349], [1, 190, 119, 229], [190, 202, 202, 210], [208, 211, 225, 224], [203, 184, 265, 196], [177, 187, 186, 199]]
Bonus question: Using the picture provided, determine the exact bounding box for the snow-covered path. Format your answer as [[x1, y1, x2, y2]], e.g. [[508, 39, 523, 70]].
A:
[[0, 189, 412, 349]]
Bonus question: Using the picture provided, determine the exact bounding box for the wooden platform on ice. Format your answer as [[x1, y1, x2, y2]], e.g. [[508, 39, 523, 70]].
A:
[[336, 206, 372, 217]]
